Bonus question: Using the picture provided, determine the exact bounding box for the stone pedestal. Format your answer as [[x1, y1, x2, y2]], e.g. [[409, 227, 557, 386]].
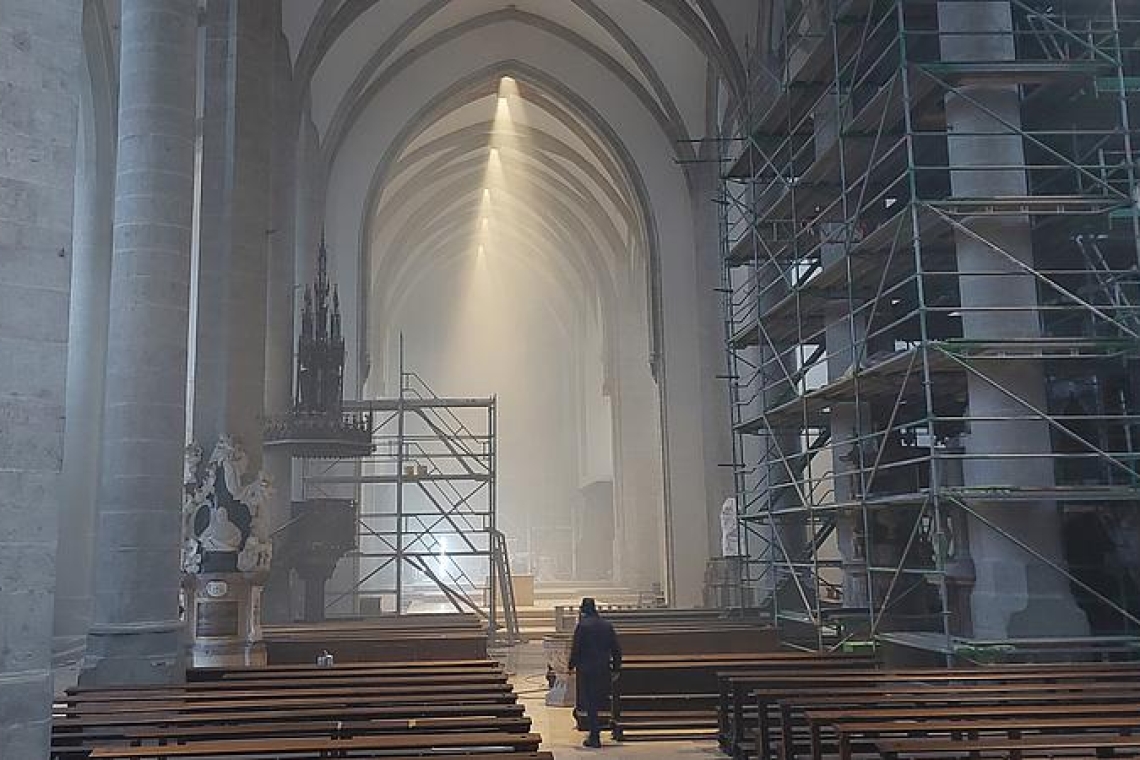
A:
[[183, 573, 266, 668]]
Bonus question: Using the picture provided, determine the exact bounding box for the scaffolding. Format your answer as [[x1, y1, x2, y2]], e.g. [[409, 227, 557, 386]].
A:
[[720, 0, 1140, 655], [301, 365, 520, 645]]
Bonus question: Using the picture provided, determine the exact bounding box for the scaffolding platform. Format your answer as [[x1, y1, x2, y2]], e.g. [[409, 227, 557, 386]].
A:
[[720, 0, 1140, 652], [301, 362, 520, 645]]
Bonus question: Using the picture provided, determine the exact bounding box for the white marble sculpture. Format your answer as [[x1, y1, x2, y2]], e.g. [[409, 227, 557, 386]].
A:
[[237, 535, 273, 573], [239, 469, 274, 541], [182, 436, 274, 576], [719, 497, 740, 557], [184, 442, 203, 489], [210, 434, 250, 498], [199, 505, 243, 552], [181, 537, 203, 574]]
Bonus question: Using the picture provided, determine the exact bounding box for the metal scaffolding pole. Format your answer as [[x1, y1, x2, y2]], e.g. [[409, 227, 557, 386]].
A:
[[719, 0, 1140, 658], [302, 346, 518, 643]]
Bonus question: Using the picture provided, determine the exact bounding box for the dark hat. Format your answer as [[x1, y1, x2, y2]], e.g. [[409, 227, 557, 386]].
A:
[[580, 597, 597, 615]]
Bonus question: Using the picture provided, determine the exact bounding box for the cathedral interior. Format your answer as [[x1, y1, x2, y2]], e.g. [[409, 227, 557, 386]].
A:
[[2, 1, 1140, 757]]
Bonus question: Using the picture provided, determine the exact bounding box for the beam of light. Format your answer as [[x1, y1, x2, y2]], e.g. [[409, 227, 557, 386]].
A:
[[368, 72, 649, 599]]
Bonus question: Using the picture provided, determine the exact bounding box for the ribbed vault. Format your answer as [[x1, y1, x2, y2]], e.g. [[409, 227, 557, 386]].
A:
[[287, 0, 745, 596]]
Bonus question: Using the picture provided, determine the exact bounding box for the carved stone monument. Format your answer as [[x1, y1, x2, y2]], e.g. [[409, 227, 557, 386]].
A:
[[182, 436, 273, 667]]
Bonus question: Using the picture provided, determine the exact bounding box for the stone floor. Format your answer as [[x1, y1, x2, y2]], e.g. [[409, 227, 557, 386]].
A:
[[501, 643, 721, 760], [519, 693, 722, 759]]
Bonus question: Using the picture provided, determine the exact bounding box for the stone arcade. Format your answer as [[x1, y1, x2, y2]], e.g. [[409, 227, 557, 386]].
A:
[[2, 1, 1139, 757]]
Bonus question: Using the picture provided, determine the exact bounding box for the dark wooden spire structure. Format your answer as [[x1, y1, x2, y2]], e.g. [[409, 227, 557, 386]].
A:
[[264, 234, 372, 458]]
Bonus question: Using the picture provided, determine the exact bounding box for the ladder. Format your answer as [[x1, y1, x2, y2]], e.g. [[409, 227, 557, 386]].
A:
[[489, 529, 521, 646]]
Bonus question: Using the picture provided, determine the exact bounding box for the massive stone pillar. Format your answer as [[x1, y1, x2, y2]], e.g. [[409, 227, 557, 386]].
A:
[[83, 0, 199, 686], [611, 295, 666, 592], [814, 94, 871, 609], [192, 0, 274, 460], [691, 151, 736, 550], [939, 1, 1087, 637], [183, 0, 276, 664], [0, 1, 84, 752], [55, 2, 117, 659], [663, 150, 734, 605], [262, 29, 299, 624]]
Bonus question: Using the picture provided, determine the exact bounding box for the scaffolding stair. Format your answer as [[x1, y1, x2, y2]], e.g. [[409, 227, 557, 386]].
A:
[[490, 529, 521, 646]]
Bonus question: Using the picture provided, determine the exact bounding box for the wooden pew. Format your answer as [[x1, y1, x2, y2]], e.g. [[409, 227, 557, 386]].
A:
[[61, 672, 509, 704], [53, 715, 532, 758], [874, 734, 1140, 760], [184, 658, 500, 683], [261, 615, 489, 664], [548, 623, 778, 656], [610, 652, 875, 741], [716, 655, 881, 753], [54, 657, 540, 760], [86, 732, 543, 758], [553, 606, 767, 634], [57, 683, 518, 718], [729, 663, 1140, 760], [52, 702, 526, 735], [812, 703, 1140, 760], [768, 683, 1140, 760]]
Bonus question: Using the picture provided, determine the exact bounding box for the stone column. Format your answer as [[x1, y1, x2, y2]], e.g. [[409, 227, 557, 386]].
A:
[[610, 296, 666, 592], [82, 0, 199, 686], [184, 0, 276, 664], [690, 149, 736, 554], [661, 149, 734, 605], [0, 1, 83, 752], [938, 1, 1087, 637], [54, 2, 120, 658], [262, 27, 299, 624], [54, 36, 116, 658], [192, 0, 274, 461], [816, 94, 870, 608]]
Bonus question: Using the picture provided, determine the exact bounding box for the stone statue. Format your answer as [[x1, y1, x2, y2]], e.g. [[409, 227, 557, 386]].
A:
[[184, 442, 203, 489], [183, 443, 208, 539], [720, 497, 740, 557], [239, 469, 274, 539], [182, 537, 203, 574], [237, 535, 273, 573], [199, 505, 243, 553], [209, 434, 249, 497], [183, 436, 275, 577]]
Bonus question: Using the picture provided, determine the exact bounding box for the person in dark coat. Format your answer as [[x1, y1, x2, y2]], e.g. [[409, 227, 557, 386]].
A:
[[569, 597, 622, 748]]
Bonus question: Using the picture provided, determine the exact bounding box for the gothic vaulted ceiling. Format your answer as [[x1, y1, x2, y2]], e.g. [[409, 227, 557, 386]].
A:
[[279, 0, 756, 365]]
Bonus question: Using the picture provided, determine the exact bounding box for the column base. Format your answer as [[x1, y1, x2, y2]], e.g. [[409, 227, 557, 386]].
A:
[[970, 559, 1090, 639], [80, 624, 185, 686], [0, 669, 52, 757]]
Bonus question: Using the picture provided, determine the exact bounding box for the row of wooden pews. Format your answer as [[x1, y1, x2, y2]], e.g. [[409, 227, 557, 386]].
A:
[[560, 610, 776, 740], [608, 651, 864, 741], [52, 658, 548, 759], [716, 655, 1140, 760], [260, 612, 489, 664]]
